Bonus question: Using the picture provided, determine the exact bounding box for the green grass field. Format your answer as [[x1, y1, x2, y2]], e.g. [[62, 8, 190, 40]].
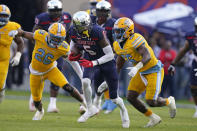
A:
[[0, 90, 197, 131]]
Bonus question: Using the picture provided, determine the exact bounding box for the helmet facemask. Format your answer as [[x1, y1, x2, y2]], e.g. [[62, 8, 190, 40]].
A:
[[96, 9, 110, 24], [113, 28, 127, 43], [73, 11, 92, 38], [48, 33, 65, 48], [96, 1, 111, 25], [48, 8, 62, 20], [47, 0, 62, 20], [0, 13, 10, 26]]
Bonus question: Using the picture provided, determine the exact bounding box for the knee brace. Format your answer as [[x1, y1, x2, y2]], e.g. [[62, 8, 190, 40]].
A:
[[191, 88, 197, 97], [63, 84, 74, 93]]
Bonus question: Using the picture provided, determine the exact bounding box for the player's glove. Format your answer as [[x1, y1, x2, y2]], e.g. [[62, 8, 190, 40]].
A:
[[68, 52, 82, 61], [10, 52, 22, 66], [79, 58, 98, 68], [8, 30, 18, 37], [127, 62, 143, 77], [127, 67, 138, 77], [168, 64, 175, 76]]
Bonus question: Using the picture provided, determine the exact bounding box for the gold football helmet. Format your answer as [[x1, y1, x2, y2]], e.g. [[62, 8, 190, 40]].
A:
[[0, 4, 11, 26], [113, 17, 134, 42], [48, 22, 66, 48]]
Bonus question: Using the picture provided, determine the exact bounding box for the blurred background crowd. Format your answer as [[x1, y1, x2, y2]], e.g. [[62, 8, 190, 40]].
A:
[[1, 0, 197, 100]]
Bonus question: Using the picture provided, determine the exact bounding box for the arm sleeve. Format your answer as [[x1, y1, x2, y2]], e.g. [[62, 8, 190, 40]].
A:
[[95, 45, 114, 65]]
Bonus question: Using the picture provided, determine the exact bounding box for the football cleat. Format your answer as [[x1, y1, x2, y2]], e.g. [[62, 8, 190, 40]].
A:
[[104, 100, 117, 114], [77, 105, 99, 123], [120, 107, 130, 128], [47, 104, 59, 113], [79, 104, 86, 115], [193, 110, 197, 118], [101, 99, 109, 110], [145, 113, 161, 128], [0, 89, 5, 103], [168, 96, 176, 118], [32, 108, 44, 120]]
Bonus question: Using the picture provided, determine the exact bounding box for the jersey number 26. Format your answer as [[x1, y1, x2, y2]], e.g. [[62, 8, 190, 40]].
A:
[[35, 48, 54, 64]]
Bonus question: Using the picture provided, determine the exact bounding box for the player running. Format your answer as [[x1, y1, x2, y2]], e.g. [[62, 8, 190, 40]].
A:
[[0, 4, 24, 103], [168, 17, 197, 118], [9, 22, 85, 120], [113, 17, 176, 127], [91, 0, 117, 114], [29, 0, 83, 113], [68, 11, 130, 128]]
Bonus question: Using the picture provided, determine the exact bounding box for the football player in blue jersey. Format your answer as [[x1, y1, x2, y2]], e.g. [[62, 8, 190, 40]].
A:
[[91, 0, 117, 114], [29, 0, 83, 113], [169, 17, 197, 118], [86, 0, 103, 16], [68, 11, 130, 128]]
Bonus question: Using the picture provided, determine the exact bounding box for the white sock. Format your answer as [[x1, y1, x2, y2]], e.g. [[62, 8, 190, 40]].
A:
[[49, 97, 57, 106], [29, 94, 34, 103], [195, 105, 197, 111], [93, 94, 102, 106], [82, 78, 92, 109]]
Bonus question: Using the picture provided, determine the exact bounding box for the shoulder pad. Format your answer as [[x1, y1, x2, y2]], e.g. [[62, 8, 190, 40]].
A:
[[33, 29, 48, 41], [8, 21, 21, 30]]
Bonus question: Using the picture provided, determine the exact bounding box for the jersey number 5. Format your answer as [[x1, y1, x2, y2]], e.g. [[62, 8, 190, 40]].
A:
[[35, 48, 54, 64], [83, 45, 96, 55]]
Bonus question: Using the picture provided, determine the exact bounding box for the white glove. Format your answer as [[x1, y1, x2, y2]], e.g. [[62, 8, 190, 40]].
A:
[[127, 62, 143, 77], [97, 81, 108, 94], [127, 66, 138, 77], [8, 30, 18, 37], [10, 52, 22, 66]]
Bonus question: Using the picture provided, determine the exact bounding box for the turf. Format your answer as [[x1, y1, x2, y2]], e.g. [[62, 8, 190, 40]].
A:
[[0, 90, 197, 131]]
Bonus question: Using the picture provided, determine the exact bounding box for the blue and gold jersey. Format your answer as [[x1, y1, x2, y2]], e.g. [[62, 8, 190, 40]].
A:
[[0, 21, 21, 60], [113, 33, 161, 73], [31, 29, 70, 73]]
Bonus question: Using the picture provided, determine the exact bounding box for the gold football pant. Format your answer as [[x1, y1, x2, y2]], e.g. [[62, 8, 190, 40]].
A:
[[30, 67, 68, 101], [128, 68, 164, 100], [0, 59, 9, 91]]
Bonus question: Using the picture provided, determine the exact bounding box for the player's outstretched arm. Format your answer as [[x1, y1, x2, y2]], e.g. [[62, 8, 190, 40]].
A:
[[17, 29, 34, 41], [171, 40, 190, 65], [10, 36, 25, 66], [168, 40, 190, 75], [14, 36, 24, 53], [126, 44, 150, 77], [95, 36, 114, 65]]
